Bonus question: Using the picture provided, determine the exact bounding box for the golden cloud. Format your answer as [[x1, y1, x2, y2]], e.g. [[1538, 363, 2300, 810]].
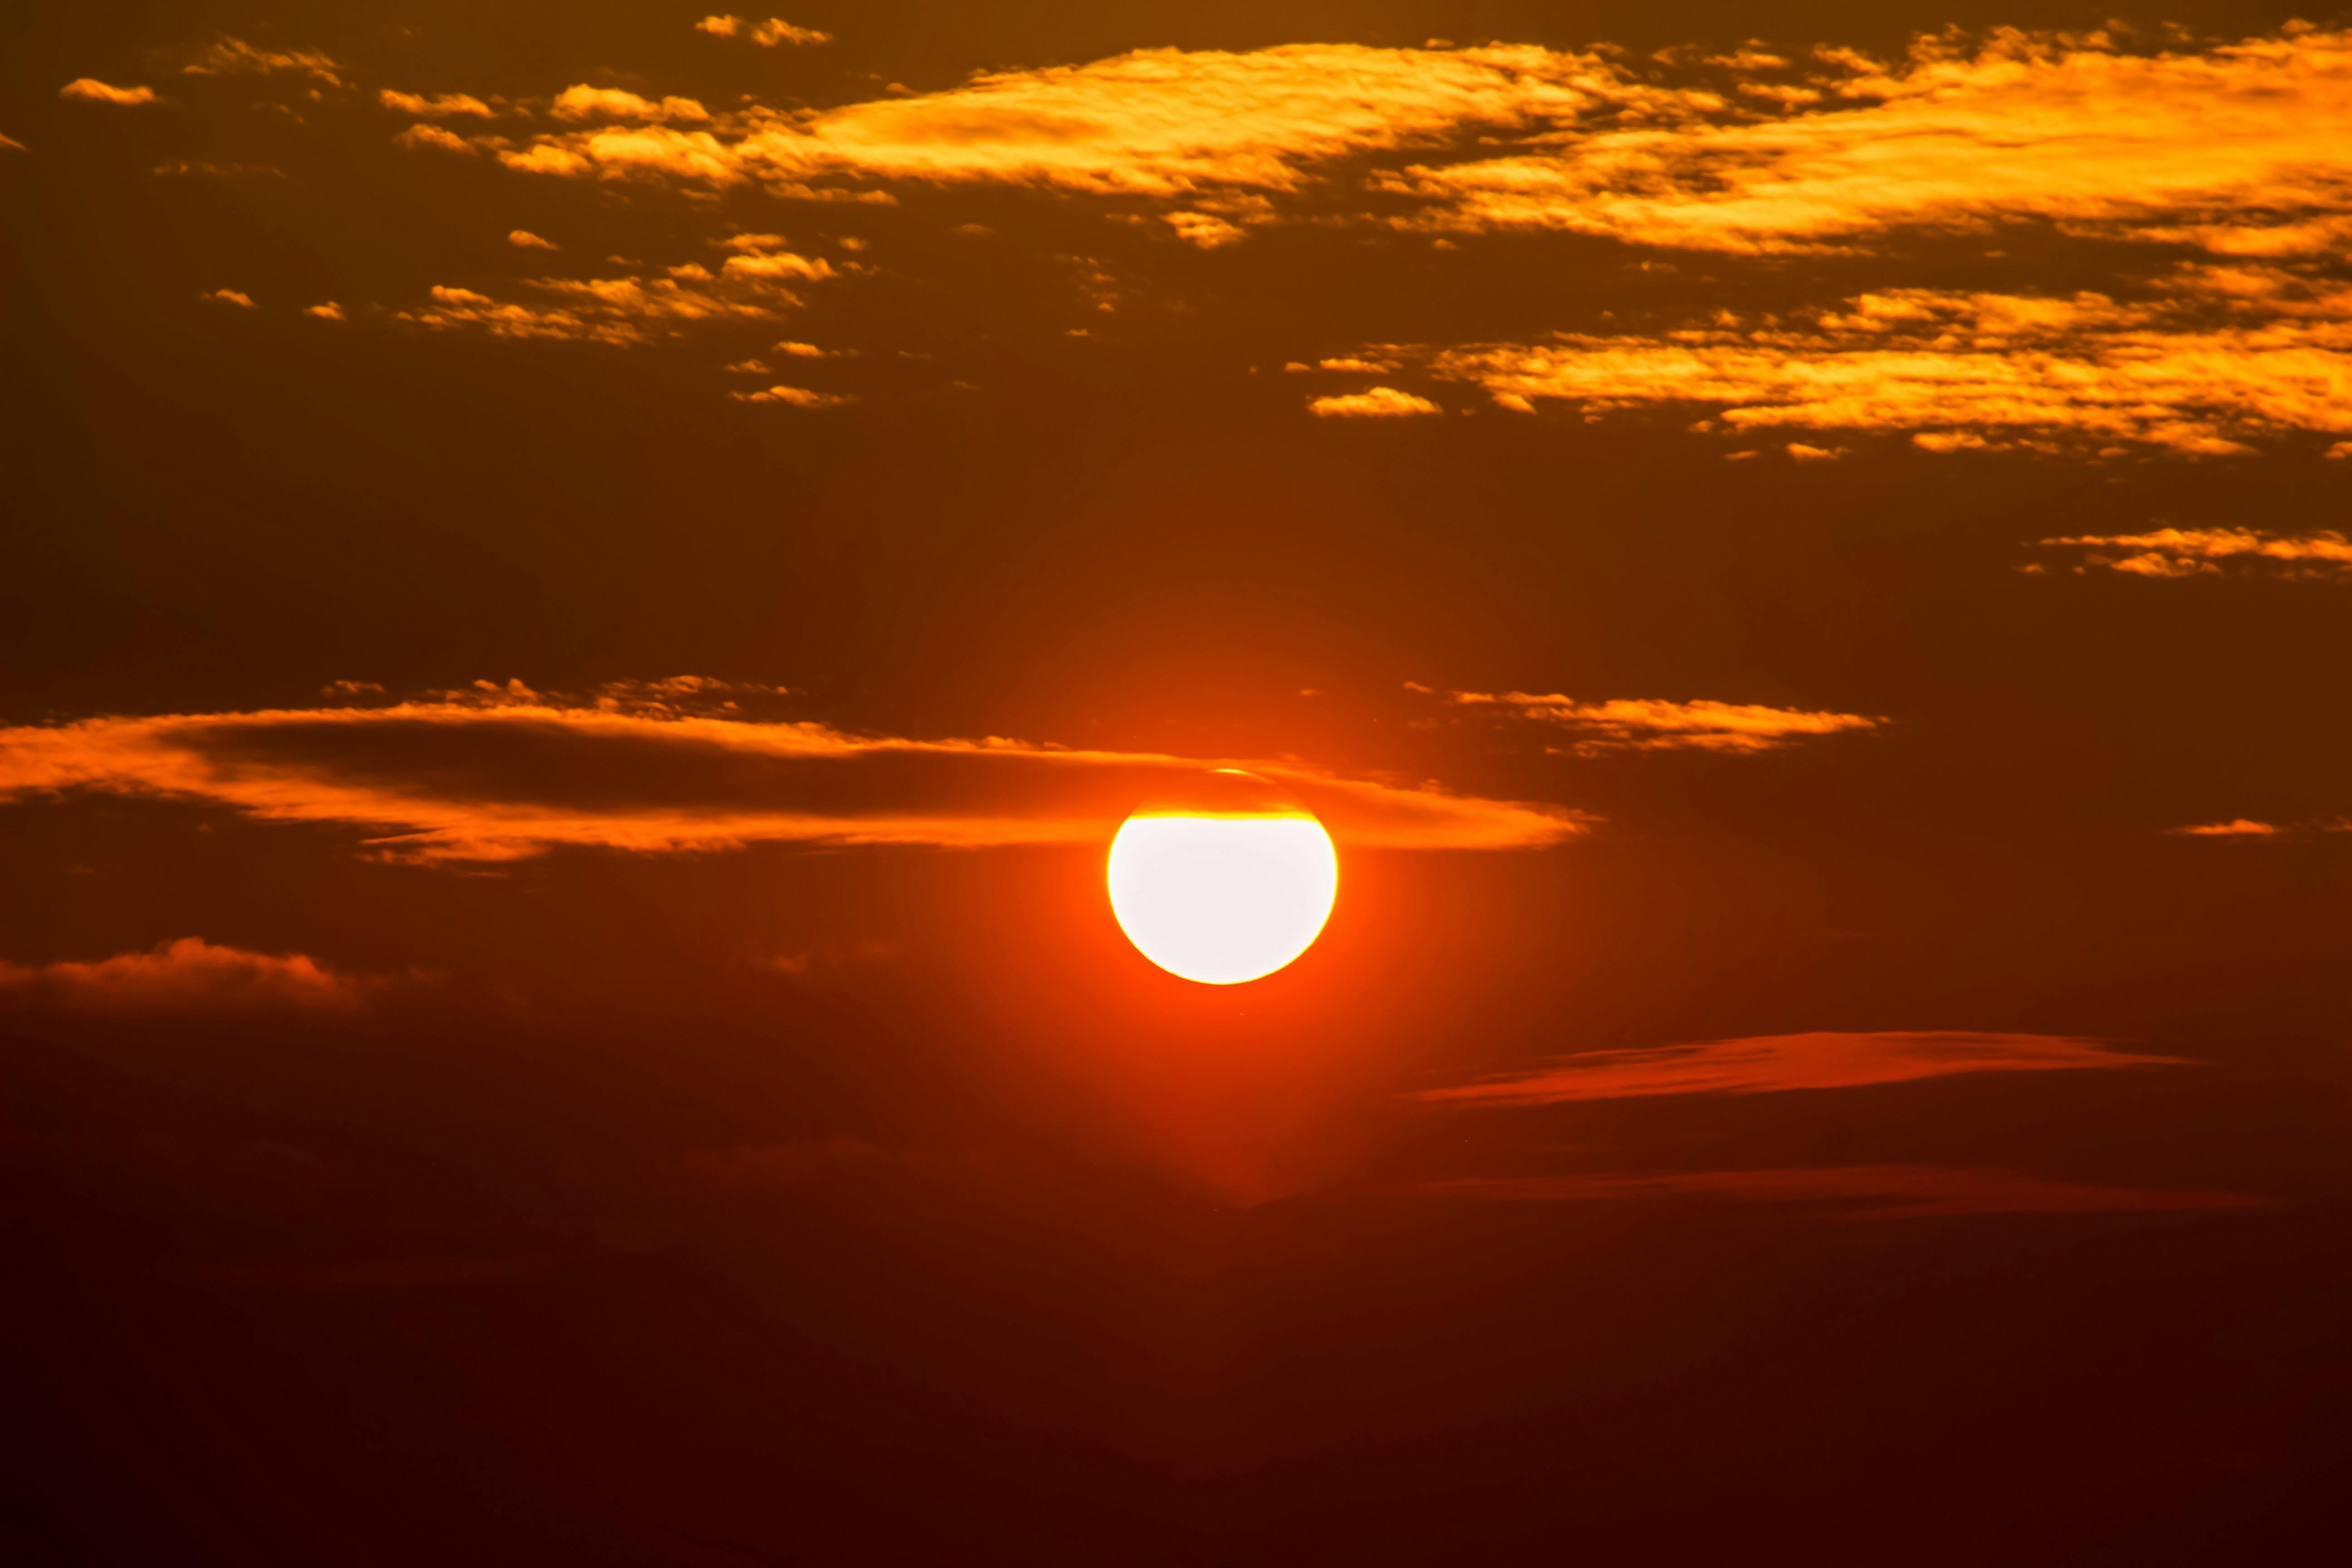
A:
[[1309, 387, 1441, 417], [696, 15, 832, 47], [1442, 689, 1882, 753], [1404, 1165, 2267, 1219], [182, 36, 341, 86], [389, 246, 825, 346], [1417, 282, 2352, 456], [60, 79, 158, 105], [1396, 27, 2352, 257], [507, 229, 559, 250], [0, 938, 370, 1014], [1419, 1031, 2180, 1105], [0, 694, 1587, 862], [728, 385, 853, 406], [2035, 526, 2352, 578], [201, 288, 255, 308], [380, 89, 494, 118], [551, 86, 711, 124], [394, 123, 475, 154]]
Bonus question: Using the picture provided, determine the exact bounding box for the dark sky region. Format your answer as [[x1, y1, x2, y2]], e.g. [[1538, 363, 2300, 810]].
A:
[[6, 3, 2352, 1563]]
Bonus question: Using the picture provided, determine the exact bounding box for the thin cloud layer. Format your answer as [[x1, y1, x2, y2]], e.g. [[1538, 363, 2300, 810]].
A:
[[0, 694, 1586, 862], [1441, 689, 1882, 753], [1419, 1031, 2182, 1106], [60, 79, 158, 105], [1398, 27, 2352, 256], [1406, 1165, 2267, 1219], [1420, 280, 2352, 456], [0, 938, 368, 1014], [696, 15, 832, 48], [1309, 387, 1441, 417], [2034, 526, 2352, 578], [387, 241, 833, 345]]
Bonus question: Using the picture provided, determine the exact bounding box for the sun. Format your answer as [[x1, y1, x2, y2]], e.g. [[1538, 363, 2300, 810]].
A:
[[1107, 771, 1338, 985]]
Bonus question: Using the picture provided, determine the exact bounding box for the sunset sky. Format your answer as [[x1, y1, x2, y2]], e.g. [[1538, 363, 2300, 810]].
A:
[[6, 4, 2352, 1562]]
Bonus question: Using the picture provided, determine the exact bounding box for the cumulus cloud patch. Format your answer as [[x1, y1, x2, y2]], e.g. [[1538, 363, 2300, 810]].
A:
[[60, 79, 158, 105], [1419, 1031, 2182, 1106], [2035, 526, 2352, 579], [696, 15, 832, 47], [0, 694, 1588, 862], [380, 89, 494, 118], [0, 938, 371, 1015], [1310, 387, 1440, 417]]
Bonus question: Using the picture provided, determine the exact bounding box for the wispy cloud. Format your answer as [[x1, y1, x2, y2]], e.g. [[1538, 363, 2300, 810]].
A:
[[200, 288, 256, 309], [379, 89, 494, 118], [0, 132, 24, 152], [729, 384, 854, 406], [2167, 817, 2352, 838], [550, 86, 712, 124], [1439, 689, 1882, 753], [182, 37, 341, 86], [0, 938, 370, 1014], [1405, 1165, 2268, 1219], [0, 689, 1586, 862], [1419, 1031, 2182, 1106], [2033, 527, 2352, 579], [695, 15, 833, 48], [1309, 387, 1441, 417], [388, 246, 825, 345], [508, 229, 559, 250], [59, 79, 157, 105]]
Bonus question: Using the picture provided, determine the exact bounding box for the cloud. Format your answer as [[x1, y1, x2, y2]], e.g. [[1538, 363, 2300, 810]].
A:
[[2168, 817, 2351, 838], [1441, 689, 1882, 753], [1309, 387, 1441, 417], [60, 79, 157, 105], [729, 385, 854, 406], [1164, 211, 1245, 247], [1416, 281, 2352, 457], [2035, 527, 2352, 580], [508, 229, 559, 250], [201, 288, 255, 309], [389, 249, 823, 346], [1418, 1031, 2182, 1106], [394, 123, 475, 154], [0, 692, 1586, 863], [1395, 28, 2352, 258], [551, 87, 711, 124], [303, 302, 345, 320], [0, 132, 24, 152], [696, 15, 833, 47], [379, 89, 494, 118], [0, 938, 369, 1015], [1404, 1165, 2268, 1219], [182, 37, 341, 86]]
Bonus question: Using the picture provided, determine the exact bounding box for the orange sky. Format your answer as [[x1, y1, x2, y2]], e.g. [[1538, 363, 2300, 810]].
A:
[[5, 5, 2351, 1563]]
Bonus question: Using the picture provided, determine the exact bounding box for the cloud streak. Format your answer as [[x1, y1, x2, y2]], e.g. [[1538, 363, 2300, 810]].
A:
[[0, 691, 1586, 862], [2034, 526, 2352, 579], [0, 938, 370, 1014], [1405, 1165, 2269, 1219], [1420, 1031, 2182, 1106], [1440, 689, 1882, 753], [60, 79, 158, 105]]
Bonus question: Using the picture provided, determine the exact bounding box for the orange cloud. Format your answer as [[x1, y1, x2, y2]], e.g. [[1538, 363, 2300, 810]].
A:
[[1309, 387, 1440, 417], [379, 89, 494, 118], [1419, 1031, 2181, 1106], [0, 132, 24, 152], [391, 251, 821, 346], [729, 385, 853, 406], [1418, 283, 2352, 456], [182, 37, 340, 86], [1441, 689, 1882, 753], [2167, 817, 2352, 838], [2036, 527, 2352, 579], [1396, 28, 2352, 258], [304, 302, 345, 320], [1406, 1165, 2268, 1219], [201, 288, 255, 308], [60, 79, 157, 105], [696, 15, 832, 47], [0, 693, 1586, 862], [0, 938, 368, 1015], [394, 123, 475, 154], [550, 86, 711, 124], [507, 229, 559, 250]]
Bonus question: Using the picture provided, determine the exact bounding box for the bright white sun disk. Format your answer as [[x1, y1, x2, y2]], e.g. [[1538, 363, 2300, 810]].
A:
[[1107, 812, 1338, 984]]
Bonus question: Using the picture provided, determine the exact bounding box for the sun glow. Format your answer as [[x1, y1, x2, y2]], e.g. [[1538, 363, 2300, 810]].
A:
[[1107, 784, 1338, 985]]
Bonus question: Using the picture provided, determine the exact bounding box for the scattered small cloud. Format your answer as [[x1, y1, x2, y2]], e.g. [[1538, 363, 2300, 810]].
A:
[[394, 122, 475, 154], [696, 15, 833, 47], [0, 131, 25, 152], [1165, 210, 1245, 247], [60, 79, 157, 105], [2035, 527, 2352, 581], [730, 385, 855, 406], [722, 358, 773, 374], [303, 302, 345, 320], [507, 229, 559, 250], [201, 288, 256, 309], [379, 89, 493, 118], [2167, 817, 2352, 838], [1309, 387, 1441, 418], [0, 938, 372, 1015], [1438, 688, 1883, 753], [1786, 441, 1851, 462], [550, 86, 711, 124], [182, 37, 341, 86], [1418, 1031, 2183, 1107]]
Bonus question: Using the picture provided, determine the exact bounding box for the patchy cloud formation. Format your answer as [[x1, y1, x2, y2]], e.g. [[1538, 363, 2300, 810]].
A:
[[390, 243, 828, 346], [201, 288, 256, 309], [729, 384, 854, 406], [1420, 1031, 2181, 1106], [2169, 816, 2352, 838], [1309, 387, 1441, 417], [0, 938, 368, 1014], [1396, 28, 2352, 257], [551, 86, 712, 125], [1441, 689, 1882, 753], [696, 15, 833, 47], [182, 37, 341, 85], [60, 79, 157, 105], [2034, 526, 2352, 579], [380, 89, 494, 118], [394, 123, 476, 154], [0, 694, 1586, 862], [1406, 1165, 2268, 1218], [304, 302, 345, 320], [1417, 280, 2352, 457], [508, 229, 558, 250]]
